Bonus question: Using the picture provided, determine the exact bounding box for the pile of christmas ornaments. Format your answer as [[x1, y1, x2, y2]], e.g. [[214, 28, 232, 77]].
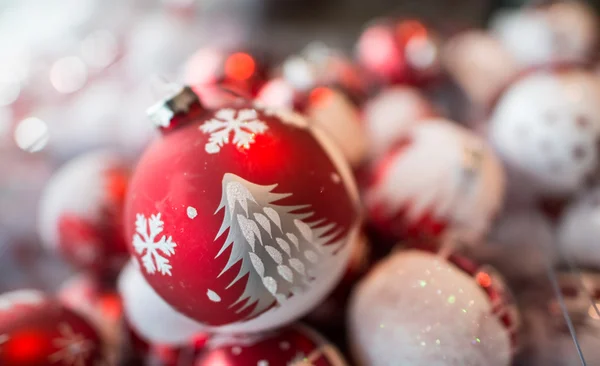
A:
[[3, 1, 600, 365]]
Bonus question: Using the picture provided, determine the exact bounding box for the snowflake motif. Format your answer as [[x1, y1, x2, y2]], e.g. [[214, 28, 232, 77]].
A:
[[48, 323, 95, 366], [132, 213, 177, 276], [0, 290, 45, 311], [200, 108, 268, 154]]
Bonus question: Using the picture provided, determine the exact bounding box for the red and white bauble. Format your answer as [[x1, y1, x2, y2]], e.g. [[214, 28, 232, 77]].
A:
[[0, 290, 105, 366], [58, 274, 123, 361], [183, 47, 269, 97], [118, 260, 205, 345], [365, 119, 505, 245], [38, 150, 130, 276], [348, 250, 518, 366], [557, 187, 600, 269], [356, 19, 441, 86], [125, 88, 360, 331], [280, 42, 366, 103], [488, 68, 600, 196], [363, 86, 436, 160], [195, 323, 348, 366]]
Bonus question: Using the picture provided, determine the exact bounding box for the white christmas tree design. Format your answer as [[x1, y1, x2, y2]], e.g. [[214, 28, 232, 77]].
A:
[[200, 108, 268, 154], [48, 323, 95, 366], [132, 213, 177, 276], [214, 173, 346, 319]]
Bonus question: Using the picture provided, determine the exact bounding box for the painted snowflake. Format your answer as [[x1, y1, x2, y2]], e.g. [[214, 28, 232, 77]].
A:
[[200, 108, 268, 154], [132, 213, 177, 276], [48, 323, 95, 366]]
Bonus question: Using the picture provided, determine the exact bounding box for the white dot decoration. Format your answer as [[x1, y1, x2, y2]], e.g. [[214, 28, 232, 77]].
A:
[[187, 206, 198, 219], [206, 289, 221, 302], [231, 346, 242, 355]]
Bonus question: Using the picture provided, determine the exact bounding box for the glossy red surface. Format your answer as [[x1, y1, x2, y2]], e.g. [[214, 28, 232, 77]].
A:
[[125, 101, 358, 326]]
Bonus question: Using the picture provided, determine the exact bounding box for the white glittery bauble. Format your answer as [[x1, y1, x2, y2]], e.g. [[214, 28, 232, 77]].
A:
[[363, 87, 434, 160], [491, 2, 598, 67], [118, 261, 204, 345], [473, 210, 557, 280], [557, 187, 600, 269], [348, 250, 512, 366], [489, 69, 600, 196]]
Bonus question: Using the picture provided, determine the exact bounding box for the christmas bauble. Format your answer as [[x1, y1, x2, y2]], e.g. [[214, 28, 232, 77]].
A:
[[125, 87, 360, 331], [280, 42, 366, 103], [58, 274, 123, 363], [356, 19, 441, 86], [118, 260, 205, 345], [363, 86, 435, 160], [195, 323, 348, 366], [0, 289, 105, 366], [557, 188, 600, 269], [304, 87, 367, 167], [442, 30, 518, 107], [491, 2, 598, 68], [183, 47, 269, 97], [365, 119, 505, 245], [348, 250, 517, 366], [38, 150, 130, 276], [488, 68, 600, 197]]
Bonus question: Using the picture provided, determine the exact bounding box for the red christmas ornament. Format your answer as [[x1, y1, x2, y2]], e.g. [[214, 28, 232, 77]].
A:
[[365, 120, 505, 246], [356, 19, 442, 86], [363, 86, 436, 161], [58, 274, 123, 364], [125, 86, 360, 331], [195, 323, 348, 366], [279, 42, 367, 105], [0, 290, 105, 366], [183, 47, 270, 98], [38, 150, 130, 278]]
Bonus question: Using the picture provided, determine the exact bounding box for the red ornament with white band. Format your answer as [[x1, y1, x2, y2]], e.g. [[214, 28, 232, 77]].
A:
[[0, 290, 105, 366], [365, 119, 505, 246], [125, 86, 360, 332]]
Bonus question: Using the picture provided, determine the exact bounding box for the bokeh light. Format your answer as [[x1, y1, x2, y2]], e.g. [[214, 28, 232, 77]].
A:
[[14, 117, 49, 152], [50, 56, 88, 93], [81, 30, 118, 69]]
